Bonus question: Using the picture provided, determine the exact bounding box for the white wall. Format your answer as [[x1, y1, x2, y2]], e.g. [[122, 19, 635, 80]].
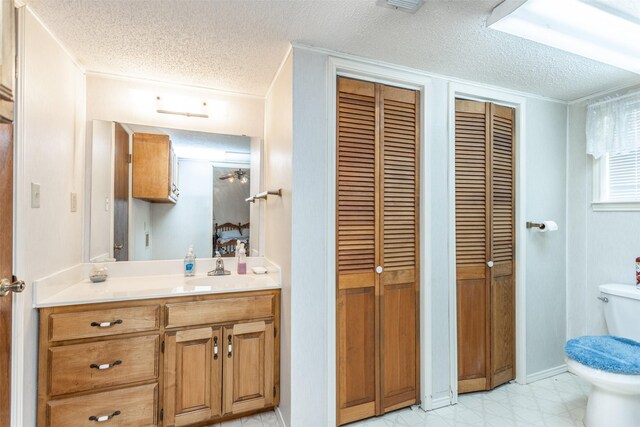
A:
[[131, 198, 152, 261], [86, 74, 264, 138], [567, 85, 640, 339], [151, 159, 213, 260], [263, 53, 293, 426], [524, 98, 568, 374], [14, 7, 86, 426], [288, 46, 568, 424], [249, 137, 264, 256], [89, 121, 113, 261]]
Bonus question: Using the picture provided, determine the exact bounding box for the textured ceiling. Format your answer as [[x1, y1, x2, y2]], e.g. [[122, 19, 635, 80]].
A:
[[25, 0, 640, 101]]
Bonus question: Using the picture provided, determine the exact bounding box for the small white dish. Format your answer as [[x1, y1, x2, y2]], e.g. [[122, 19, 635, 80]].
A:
[[251, 267, 267, 275]]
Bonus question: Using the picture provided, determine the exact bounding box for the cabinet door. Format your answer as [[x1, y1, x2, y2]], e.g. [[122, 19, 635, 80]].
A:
[[164, 327, 222, 427], [223, 321, 274, 415]]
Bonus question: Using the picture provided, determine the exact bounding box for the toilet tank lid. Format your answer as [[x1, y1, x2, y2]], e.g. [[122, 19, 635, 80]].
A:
[[599, 283, 640, 300]]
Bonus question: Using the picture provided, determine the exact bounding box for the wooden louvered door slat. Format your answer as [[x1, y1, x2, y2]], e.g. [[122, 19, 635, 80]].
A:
[[337, 77, 378, 425], [455, 99, 491, 393], [337, 77, 419, 425], [489, 104, 515, 389], [455, 99, 515, 394], [380, 85, 419, 412]]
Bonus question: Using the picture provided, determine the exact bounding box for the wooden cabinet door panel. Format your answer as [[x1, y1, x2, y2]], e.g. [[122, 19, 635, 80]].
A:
[[164, 327, 222, 427], [223, 321, 274, 415], [47, 383, 157, 427], [48, 335, 158, 396]]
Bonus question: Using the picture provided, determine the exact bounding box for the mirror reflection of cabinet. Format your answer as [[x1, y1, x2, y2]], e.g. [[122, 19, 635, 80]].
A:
[[132, 133, 179, 203]]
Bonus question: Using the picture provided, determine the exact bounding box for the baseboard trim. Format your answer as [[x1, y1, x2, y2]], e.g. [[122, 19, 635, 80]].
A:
[[430, 395, 452, 410], [275, 407, 287, 427], [526, 364, 568, 384]]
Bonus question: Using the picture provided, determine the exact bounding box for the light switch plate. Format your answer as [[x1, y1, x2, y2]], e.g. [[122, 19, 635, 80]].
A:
[[31, 182, 40, 208], [70, 192, 77, 212]]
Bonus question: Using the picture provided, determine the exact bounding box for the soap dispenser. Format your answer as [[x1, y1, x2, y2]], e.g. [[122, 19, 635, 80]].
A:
[[237, 242, 247, 275], [184, 245, 196, 277]]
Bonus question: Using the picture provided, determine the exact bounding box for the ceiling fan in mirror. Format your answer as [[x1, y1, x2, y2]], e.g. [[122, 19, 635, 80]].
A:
[[219, 169, 249, 184]]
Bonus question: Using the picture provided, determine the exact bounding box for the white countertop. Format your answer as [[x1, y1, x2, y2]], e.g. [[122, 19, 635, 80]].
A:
[[33, 257, 281, 308]]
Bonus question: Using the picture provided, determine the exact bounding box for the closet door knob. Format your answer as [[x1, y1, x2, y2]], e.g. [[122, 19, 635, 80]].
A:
[[487, 261, 494, 268], [375, 266, 383, 274]]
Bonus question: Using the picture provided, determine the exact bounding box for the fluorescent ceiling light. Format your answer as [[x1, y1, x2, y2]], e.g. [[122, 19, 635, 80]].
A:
[[487, 0, 640, 74]]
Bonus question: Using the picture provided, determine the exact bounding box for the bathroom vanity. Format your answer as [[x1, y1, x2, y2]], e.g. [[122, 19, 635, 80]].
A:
[[34, 264, 280, 427]]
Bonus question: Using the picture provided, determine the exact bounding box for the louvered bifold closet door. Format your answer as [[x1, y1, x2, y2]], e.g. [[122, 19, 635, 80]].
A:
[[379, 85, 419, 412], [337, 77, 420, 426], [489, 104, 515, 389], [455, 99, 515, 394], [455, 99, 491, 393], [336, 77, 378, 425]]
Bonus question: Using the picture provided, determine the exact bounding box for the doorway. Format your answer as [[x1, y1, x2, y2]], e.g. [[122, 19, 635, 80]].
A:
[[448, 86, 528, 399]]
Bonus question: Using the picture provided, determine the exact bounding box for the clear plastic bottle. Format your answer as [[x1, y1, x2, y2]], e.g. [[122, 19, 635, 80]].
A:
[[237, 242, 247, 275], [184, 245, 196, 277]]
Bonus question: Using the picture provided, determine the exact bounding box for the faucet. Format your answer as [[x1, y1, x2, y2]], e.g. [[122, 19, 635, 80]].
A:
[[208, 251, 230, 276]]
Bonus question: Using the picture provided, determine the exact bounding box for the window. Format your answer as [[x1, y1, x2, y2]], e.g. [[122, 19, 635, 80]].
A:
[[588, 91, 640, 210]]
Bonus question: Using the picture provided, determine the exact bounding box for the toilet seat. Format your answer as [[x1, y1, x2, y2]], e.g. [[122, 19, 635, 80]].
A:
[[566, 336, 640, 427], [565, 336, 640, 375]]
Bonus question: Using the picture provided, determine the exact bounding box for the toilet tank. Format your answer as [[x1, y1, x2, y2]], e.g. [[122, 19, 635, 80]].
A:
[[599, 283, 640, 342]]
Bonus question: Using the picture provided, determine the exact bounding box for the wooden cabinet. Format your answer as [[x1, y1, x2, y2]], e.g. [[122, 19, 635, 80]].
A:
[[37, 290, 280, 427], [164, 327, 222, 426], [223, 321, 274, 415], [132, 133, 179, 203]]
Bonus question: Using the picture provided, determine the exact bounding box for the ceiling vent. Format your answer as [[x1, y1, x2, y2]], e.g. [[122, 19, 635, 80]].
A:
[[377, 0, 424, 13]]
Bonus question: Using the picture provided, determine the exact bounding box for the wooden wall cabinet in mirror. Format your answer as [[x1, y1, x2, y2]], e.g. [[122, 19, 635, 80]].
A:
[[132, 133, 179, 203], [0, 0, 15, 122]]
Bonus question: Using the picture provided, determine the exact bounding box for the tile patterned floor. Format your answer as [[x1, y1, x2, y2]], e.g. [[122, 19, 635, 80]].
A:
[[211, 372, 589, 427]]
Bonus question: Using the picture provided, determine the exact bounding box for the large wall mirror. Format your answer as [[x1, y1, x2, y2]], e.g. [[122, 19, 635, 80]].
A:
[[88, 120, 263, 262]]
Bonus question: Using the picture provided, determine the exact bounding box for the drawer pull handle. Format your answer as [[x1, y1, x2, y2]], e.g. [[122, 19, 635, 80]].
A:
[[89, 410, 120, 422], [90, 320, 123, 328], [214, 336, 219, 360], [89, 360, 122, 370], [227, 335, 232, 358]]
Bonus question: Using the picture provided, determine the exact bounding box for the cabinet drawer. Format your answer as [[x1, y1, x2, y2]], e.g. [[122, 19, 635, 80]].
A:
[[166, 295, 274, 328], [49, 305, 160, 342], [48, 335, 159, 396], [47, 383, 158, 427]]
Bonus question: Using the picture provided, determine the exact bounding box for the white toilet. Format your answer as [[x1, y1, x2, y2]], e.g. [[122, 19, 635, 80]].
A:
[[566, 283, 640, 427]]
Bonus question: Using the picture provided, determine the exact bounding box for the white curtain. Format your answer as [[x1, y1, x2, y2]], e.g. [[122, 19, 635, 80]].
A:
[[586, 92, 640, 159]]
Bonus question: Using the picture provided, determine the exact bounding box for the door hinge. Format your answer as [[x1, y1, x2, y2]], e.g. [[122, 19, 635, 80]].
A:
[[161, 340, 165, 353], [273, 386, 277, 397], [274, 327, 277, 338], [449, 387, 454, 404], [160, 408, 163, 421], [128, 154, 132, 164]]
